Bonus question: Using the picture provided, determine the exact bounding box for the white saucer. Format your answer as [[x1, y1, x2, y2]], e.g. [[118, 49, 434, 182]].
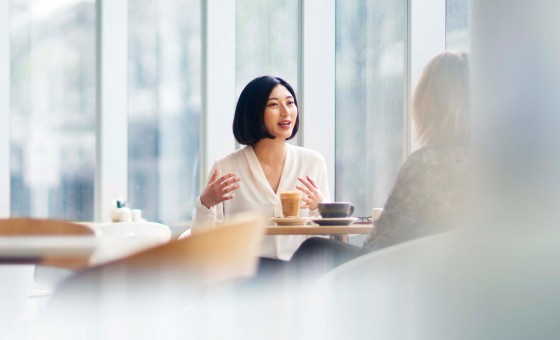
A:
[[271, 217, 310, 226], [310, 217, 358, 226]]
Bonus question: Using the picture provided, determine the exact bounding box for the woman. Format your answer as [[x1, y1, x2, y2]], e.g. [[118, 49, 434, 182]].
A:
[[286, 51, 471, 279], [181, 76, 331, 262]]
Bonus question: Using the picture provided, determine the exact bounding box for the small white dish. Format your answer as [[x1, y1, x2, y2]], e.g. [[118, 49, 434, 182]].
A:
[[271, 217, 310, 226], [310, 217, 358, 226]]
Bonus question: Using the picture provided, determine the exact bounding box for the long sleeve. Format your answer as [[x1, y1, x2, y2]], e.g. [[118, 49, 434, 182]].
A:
[[189, 163, 225, 232]]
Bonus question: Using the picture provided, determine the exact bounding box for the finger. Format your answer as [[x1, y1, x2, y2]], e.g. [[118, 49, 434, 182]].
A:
[[218, 173, 237, 184], [208, 168, 219, 184], [222, 193, 236, 201], [306, 176, 318, 188], [296, 185, 313, 197], [300, 198, 311, 206], [220, 176, 241, 187], [222, 183, 240, 194], [298, 177, 317, 192]]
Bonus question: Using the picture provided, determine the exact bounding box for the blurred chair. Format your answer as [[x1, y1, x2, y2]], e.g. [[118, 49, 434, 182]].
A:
[[301, 228, 560, 340], [37, 214, 265, 339]]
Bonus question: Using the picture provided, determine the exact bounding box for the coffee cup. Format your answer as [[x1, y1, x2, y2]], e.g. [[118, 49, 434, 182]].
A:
[[372, 207, 384, 222], [279, 191, 302, 217], [318, 202, 354, 218]]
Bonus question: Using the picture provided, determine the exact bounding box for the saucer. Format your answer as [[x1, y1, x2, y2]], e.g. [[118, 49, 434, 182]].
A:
[[271, 217, 310, 226], [310, 217, 358, 226]]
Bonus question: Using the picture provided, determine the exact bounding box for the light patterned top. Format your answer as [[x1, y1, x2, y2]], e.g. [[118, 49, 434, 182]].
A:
[[364, 146, 470, 251]]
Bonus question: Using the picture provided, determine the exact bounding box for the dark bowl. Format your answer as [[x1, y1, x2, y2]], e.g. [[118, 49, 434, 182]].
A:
[[318, 202, 354, 218]]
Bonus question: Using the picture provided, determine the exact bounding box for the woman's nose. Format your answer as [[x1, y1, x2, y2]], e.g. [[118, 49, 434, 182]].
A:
[[280, 104, 290, 116]]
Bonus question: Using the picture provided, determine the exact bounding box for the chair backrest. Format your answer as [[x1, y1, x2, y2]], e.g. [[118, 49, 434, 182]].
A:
[[0, 218, 96, 270], [55, 213, 265, 296], [98, 214, 265, 286]]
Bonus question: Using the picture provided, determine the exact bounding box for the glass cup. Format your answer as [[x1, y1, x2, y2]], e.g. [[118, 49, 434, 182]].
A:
[[279, 191, 302, 217]]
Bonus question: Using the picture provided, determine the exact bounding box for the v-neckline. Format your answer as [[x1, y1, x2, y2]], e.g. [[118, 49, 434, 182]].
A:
[[245, 144, 291, 197]]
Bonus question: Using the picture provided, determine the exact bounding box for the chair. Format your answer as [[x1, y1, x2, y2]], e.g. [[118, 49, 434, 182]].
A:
[[300, 228, 560, 340], [38, 214, 266, 338]]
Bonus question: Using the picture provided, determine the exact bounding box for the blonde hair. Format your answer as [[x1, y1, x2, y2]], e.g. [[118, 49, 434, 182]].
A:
[[413, 51, 470, 147]]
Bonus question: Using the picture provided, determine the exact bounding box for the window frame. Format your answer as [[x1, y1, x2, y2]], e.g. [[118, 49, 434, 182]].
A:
[[0, 0, 450, 220]]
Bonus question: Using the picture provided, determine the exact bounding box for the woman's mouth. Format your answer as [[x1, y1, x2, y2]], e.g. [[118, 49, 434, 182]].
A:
[[278, 120, 292, 129]]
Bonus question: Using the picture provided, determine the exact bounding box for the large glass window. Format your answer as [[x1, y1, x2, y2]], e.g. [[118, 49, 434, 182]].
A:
[[10, 0, 96, 221], [446, 0, 469, 51], [128, 0, 201, 225], [335, 0, 407, 217], [235, 0, 299, 96]]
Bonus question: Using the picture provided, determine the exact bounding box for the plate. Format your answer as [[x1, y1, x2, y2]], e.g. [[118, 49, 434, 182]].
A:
[[271, 217, 310, 226], [310, 217, 358, 226]]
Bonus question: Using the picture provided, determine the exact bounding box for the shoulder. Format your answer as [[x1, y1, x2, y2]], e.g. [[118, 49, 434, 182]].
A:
[[405, 145, 468, 168], [213, 146, 249, 168], [398, 145, 469, 180], [288, 144, 325, 163]]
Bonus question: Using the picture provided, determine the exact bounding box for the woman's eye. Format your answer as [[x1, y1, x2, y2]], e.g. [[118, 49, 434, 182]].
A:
[[268, 102, 278, 107], [287, 101, 295, 105]]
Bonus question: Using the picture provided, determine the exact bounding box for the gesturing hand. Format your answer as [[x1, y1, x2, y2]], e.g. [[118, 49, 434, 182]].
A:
[[296, 176, 323, 210], [200, 169, 241, 209]]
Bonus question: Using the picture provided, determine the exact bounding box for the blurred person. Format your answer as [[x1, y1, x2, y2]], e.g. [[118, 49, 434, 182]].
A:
[[180, 76, 331, 267], [285, 51, 471, 280]]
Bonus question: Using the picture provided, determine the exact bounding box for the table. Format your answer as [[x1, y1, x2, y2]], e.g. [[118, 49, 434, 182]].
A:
[[266, 224, 373, 242], [0, 222, 171, 268]]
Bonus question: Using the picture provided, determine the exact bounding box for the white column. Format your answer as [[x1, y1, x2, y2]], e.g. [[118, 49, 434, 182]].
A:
[[0, 0, 9, 217], [95, 0, 128, 222], [407, 0, 445, 154], [300, 0, 336, 197], [201, 0, 237, 185]]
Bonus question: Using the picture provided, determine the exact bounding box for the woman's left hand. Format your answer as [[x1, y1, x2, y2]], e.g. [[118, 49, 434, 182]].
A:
[[296, 176, 323, 210]]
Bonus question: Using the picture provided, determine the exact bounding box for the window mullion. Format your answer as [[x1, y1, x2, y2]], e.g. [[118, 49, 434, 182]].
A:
[[95, 0, 128, 222], [0, 0, 9, 217]]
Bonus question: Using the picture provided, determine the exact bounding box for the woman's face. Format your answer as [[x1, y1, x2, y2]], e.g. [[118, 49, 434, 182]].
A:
[[263, 85, 298, 140]]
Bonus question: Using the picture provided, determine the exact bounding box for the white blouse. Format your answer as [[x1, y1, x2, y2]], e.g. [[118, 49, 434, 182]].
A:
[[186, 144, 331, 261]]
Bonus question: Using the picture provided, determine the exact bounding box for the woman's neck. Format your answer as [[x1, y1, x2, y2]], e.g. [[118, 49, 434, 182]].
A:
[[253, 138, 286, 165]]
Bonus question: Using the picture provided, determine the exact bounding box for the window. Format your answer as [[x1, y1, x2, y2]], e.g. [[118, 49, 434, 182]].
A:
[[446, 0, 469, 51], [10, 0, 96, 221], [128, 0, 201, 225], [235, 0, 299, 95], [335, 0, 407, 216]]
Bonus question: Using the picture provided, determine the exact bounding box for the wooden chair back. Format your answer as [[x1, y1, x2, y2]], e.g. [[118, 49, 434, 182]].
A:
[[105, 214, 265, 285]]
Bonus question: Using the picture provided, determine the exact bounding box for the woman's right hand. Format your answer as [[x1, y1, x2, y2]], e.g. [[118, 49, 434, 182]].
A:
[[200, 169, 241, 209]]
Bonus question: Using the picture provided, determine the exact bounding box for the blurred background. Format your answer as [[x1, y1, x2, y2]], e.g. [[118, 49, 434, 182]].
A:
[[3, 0, 469, 232]]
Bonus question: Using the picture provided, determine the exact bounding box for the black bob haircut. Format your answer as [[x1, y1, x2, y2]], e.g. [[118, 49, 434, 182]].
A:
[[233, 76, 299, 145]]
